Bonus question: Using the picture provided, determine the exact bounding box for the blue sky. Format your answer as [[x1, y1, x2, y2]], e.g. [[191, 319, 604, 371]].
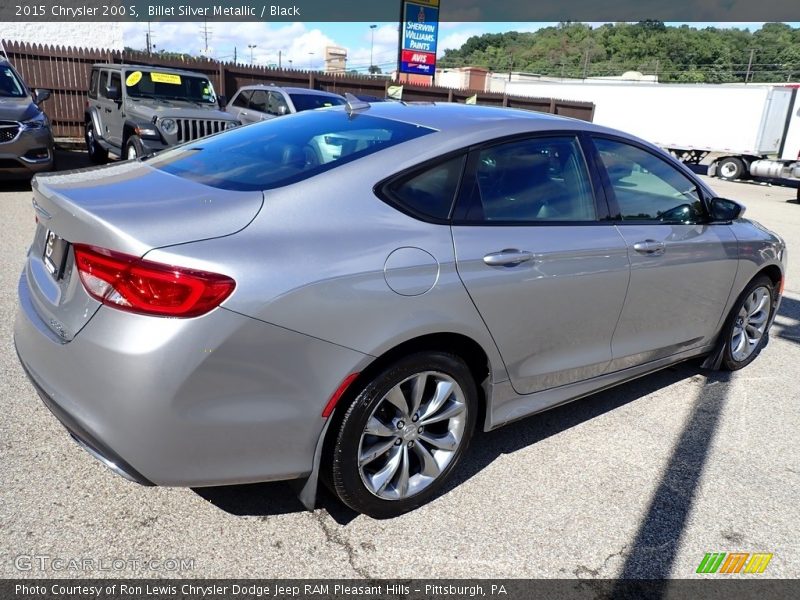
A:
[[120, 22, 791, 73]]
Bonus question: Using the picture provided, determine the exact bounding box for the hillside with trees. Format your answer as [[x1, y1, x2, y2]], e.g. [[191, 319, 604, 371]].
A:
[[439, 22, 800, 83]]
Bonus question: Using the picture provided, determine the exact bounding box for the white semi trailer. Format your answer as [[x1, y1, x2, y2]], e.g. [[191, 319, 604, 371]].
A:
[[504, 80, 800, 185]]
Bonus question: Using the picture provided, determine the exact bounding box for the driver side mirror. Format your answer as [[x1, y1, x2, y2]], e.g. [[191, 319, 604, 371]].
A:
[[277, 105, 289, 116], [33, 88, 51, 104], [709, 197, 745, 222], [217, 95, 227, 108]]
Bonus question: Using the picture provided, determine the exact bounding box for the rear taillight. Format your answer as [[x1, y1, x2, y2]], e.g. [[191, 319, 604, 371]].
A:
[[73, 244, 235, 318]]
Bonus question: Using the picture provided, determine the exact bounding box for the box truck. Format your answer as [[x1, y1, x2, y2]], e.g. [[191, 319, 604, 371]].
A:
[[504, 80, 800, 185]]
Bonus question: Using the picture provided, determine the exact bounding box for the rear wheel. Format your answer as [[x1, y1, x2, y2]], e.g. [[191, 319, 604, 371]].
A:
[[720, 275, 775, 370], [330, 352, 478, 518], [718, 157, 745, 181], [85, 120, 108, 164]]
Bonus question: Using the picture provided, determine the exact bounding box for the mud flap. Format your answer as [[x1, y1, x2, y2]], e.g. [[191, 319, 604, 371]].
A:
[[292, 414, 335, 511]]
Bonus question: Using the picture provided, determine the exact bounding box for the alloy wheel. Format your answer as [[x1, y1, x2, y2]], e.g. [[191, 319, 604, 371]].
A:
[[730, 285, 770, 362], [357, 371, 467, 501]]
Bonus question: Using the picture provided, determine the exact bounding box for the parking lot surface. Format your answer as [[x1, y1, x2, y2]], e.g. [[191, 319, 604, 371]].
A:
[[1, 156, 798, 579]]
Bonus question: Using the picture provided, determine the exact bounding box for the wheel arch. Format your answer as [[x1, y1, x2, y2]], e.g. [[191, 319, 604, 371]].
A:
[[84, 108, 103, 139], [295, 331, 495, 511], [757, 263, 783, 291], [342, 332, 492, 434]]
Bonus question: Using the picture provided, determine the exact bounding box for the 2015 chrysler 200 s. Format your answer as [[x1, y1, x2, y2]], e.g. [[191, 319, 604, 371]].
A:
[[15, 101, 786, 518]]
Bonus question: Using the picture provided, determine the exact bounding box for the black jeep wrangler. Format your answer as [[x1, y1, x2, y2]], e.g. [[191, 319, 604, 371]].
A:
[[84, 63, 239, 162]]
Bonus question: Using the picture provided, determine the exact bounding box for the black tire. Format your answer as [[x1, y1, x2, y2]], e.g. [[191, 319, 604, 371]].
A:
[[124, 135, 145, 161], [718, 156, 745, 181], [719, 275, 775, 371], [85, 120, 108, 164], [330, 351, 478, 518]]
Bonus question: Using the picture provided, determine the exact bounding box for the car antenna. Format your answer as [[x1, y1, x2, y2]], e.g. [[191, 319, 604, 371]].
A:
[[344, 93, 370, 117]]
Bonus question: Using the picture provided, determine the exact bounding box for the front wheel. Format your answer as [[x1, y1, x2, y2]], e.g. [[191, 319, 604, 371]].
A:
[[330, 352, 478, 518], [124, 135, 145, 160], [720, 275, 775, 370]]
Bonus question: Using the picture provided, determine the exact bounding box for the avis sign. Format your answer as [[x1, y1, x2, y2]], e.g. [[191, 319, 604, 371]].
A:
[[400, 0, 440, 76]]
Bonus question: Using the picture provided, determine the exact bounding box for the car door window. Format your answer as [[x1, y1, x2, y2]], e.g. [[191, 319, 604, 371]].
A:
[[232, 90, 252, 108], [88, 69, 100, 99], [267, 91, 290, 116], [98, 71, 110, 98], [249, 90, 268, 113], [108, 72, 121, 96], [593, 137, 704, 223], [459, 136, 596, 223]]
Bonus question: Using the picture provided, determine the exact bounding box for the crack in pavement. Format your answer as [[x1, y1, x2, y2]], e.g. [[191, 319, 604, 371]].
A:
[[573, 544, 629, 579], [312, 510, 370, 578]]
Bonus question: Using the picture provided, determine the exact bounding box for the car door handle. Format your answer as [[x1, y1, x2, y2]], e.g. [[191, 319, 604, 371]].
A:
[[483, 249, 533, 267], [633, 240, 666, 255]]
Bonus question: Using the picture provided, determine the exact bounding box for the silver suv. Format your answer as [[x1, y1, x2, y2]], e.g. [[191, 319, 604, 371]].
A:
[[226, 85, 345, 125], [84, 64, 239, 162], [0, 58, 54, 177]]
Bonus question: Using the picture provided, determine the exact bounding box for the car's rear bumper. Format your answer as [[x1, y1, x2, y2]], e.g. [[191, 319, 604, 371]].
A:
[[14, 269, 369, 487], [16, 351, 155, 486]]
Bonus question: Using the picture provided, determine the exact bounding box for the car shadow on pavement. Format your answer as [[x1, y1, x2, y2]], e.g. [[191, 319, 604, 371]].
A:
[[611, 369, 732, 587], [194, 362, 711, 528], [773, 295, 800, 347]]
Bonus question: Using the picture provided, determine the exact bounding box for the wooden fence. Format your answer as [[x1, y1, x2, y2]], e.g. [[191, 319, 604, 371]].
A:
[[1, 40, 595, 138]]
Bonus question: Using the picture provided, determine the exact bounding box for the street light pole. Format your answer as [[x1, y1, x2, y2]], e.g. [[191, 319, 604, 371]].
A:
[[248, 44, 257, 64], [369, 24, 377, 75]]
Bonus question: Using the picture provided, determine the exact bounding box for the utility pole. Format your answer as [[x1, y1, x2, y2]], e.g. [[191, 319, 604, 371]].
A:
[[278, 50, 282, 69], [233, 47, 237, 64], [369, 24, 377, 74], [655, 59, 660, 81], [582, 49, 589, 79], [745, 48, 755, 84], [145, 21, 154, 55], [200, 19, 212, 56], [509, 52, 514, 81]]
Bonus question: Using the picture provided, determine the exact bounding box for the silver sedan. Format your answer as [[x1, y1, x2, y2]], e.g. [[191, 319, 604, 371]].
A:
[[14, 101, 786, 518]]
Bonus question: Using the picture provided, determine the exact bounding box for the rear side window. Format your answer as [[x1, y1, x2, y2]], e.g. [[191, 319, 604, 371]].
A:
[[148, 110, 435, 191], [383, 156, 466, 221]]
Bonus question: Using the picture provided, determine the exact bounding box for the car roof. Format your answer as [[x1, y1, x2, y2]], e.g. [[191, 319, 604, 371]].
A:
[[345, 101, 596, 134], [90, 63, 210, 78], [238, 85, 343, 97]]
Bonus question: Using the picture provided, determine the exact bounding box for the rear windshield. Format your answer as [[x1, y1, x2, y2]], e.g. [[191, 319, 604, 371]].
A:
[[148, 110, 435, 191], [124, 69, 217, 104], [289, 93, 346, 112], [0, 66, 26, 98]]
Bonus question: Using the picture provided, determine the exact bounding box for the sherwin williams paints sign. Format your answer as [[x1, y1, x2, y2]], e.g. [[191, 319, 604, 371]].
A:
[[399, 0, 440, 76]]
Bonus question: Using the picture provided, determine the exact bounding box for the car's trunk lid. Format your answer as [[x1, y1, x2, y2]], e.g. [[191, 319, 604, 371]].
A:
[[25, 160, 263, 341]]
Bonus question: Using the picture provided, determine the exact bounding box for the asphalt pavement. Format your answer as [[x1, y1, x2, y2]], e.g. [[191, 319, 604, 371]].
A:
[[0, 156, 798, 579]]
